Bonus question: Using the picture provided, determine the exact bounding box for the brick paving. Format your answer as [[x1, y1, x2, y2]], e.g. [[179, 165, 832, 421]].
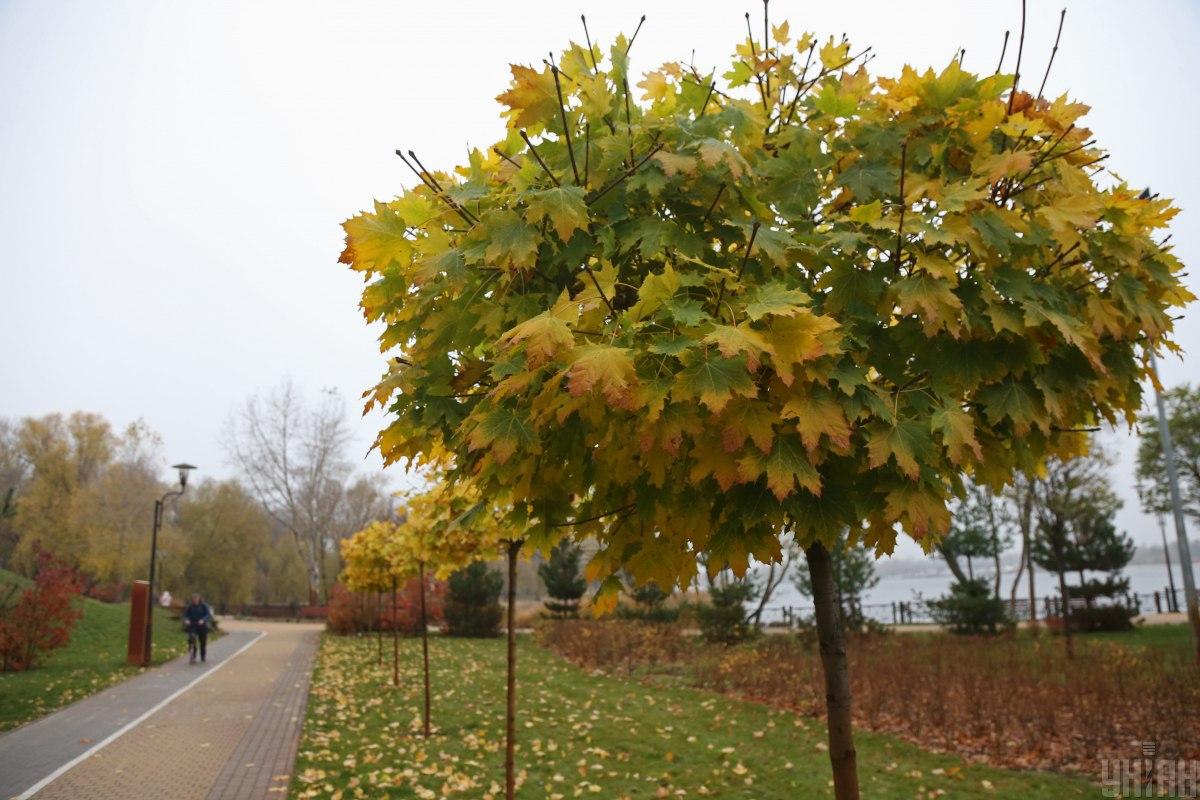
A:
[[1, 620, 321, 800]]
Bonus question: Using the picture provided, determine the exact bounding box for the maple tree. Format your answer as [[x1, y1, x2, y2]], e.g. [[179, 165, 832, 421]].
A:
[[340, 520, 408, 686], [340, 8, 1191, 797]]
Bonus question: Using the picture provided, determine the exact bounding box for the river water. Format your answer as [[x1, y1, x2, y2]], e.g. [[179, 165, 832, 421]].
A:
[[766, 559, 1199, 611]]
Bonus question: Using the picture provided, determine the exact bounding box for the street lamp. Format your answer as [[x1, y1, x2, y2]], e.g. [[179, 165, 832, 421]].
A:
[[143, 462, 195, 666]]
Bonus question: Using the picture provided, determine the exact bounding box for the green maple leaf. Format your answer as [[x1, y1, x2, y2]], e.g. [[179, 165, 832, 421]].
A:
[[738, 434, 822, 500], [979, 379, 1041, 435], [523, 186, 589, 242], [674, 352, 757, 413], [743, 282, 812, 321], [482, 210, 539, 267]]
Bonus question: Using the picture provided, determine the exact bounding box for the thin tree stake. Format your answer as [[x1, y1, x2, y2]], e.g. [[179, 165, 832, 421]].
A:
[[625, 15, 646, 57], [995, 30, 1010, 75], [895, 142, 908, 267], [701, 183, 727, 226], [1008, 0, 1027, 114], [395, 150, 477, 226], [519, 131, 560, 186], [551, 66, 581, 184], [714, 221, 760, 315], [1037, 9, 1067, 101], [581, 15, 599, 72], [622, 79, 636, 167]]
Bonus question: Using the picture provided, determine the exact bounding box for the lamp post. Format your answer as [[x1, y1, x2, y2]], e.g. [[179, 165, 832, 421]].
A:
[[144, 462, 195, 666], [1149, 352, 1200, 665]]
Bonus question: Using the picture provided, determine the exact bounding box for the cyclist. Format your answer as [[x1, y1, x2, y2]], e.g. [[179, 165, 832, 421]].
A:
[[182, 593, 213, 664]]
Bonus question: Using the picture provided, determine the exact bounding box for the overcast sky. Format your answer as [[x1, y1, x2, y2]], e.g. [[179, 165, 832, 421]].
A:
[[1, 0, 1197, 557]]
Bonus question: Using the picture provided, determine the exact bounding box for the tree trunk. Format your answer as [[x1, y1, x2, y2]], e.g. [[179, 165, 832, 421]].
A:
[[1056, 567, 1073, 659], [391, 575, 399, 686], [419, 561, 431, 738], [938, 543, 971, 585], [1026, 542, 1038, 631], [804, 542, 860, 800], [1009, 537, 1026, 619], [376, 582, 383, 665], [505, 541, 521, 800]]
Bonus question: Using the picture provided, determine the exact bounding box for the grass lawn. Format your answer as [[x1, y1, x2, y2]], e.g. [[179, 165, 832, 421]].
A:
[[292, 634, 1096, 799], [1083, 622, 1194, 653], [0, 570, 189, 732]]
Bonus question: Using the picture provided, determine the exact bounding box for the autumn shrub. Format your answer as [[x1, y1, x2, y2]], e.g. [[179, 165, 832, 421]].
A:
[[615, 581, 681, 623], [325, 582, 376, 635], [541, 626, 1199, 775], [444, 561, 503, 637], [0, 548, 84, 671], [380, 575, 446, 635], [536, 619, 691, 677], [696, 581, 758, 644]]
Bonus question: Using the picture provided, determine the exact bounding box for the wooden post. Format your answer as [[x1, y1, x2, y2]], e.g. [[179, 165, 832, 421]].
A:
[[391, 575, 399, 687], [505, 541, 521, 800], [804, 542, 860, 800], [419, 561, 431, 738], [1155, 591, 1162, 614]]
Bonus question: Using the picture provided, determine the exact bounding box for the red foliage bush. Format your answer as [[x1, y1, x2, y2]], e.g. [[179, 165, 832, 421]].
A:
[[84, 581, 127, 603], [325, 577, 445, 636], [0, 548, 84, 671]]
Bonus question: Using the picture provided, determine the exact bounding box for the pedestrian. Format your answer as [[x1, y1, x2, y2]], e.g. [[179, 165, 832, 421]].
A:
[[182, 593, 213, 664]]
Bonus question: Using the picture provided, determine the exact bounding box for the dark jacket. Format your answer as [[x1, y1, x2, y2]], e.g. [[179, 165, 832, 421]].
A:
[[183, 602, 212, 627]]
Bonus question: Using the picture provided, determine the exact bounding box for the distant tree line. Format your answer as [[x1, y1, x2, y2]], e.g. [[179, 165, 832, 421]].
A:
[[0, 380, 393, 607]]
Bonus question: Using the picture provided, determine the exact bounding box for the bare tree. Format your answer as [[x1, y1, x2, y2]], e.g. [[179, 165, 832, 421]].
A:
[[225, 379, 364, 603]]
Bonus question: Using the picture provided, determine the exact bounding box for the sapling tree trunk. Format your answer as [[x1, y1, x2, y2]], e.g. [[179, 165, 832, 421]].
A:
[[391, 575, 399, 686], [419, 560, 431, 738], [376, 578, 384, 665], [504, 540, 522, 800], [804, 542, 860, 800]]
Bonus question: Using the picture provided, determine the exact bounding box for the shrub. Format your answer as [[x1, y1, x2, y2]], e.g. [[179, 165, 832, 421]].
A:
[[616, 580, 680, 623], [927, 578, 1012, 635], [538, 542, 586, 618], [380, 575, 446, 635], [1070, 604, 1135, 632], [536, 619, 690, 676], [444, 562, 503, 637], [325, 582, 375, 635], [696, 581, 758, 644], [326, 577, 447, 635], [0, 548, 84, 671]]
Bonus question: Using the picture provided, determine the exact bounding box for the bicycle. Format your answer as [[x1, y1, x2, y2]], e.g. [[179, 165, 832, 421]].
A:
[[184, 619, 208, 664]]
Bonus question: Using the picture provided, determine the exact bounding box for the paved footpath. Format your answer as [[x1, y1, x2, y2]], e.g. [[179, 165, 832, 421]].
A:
[[0, 620, 321, 800]]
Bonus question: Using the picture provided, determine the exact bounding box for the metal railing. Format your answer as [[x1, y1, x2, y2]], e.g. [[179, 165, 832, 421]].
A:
[[755, 586, 1197, 628]]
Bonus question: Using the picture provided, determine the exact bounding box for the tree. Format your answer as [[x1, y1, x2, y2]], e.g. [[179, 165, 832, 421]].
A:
[[940, 481, 1012, 597], [1031, 444, 1123, 651], [1137, 384, 1200, 522], [226, 380, 387, 602], [339, 12, 1190, 797], [538, 541, 586, 617], [0, 419, 28, 568], [174, 480, 272, 608], [10, 412, 114, 573], [793, 532, 880, 630]]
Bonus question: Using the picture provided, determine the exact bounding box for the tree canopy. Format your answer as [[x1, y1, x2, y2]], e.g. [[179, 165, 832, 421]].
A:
[[340, 21, 1191, 612]]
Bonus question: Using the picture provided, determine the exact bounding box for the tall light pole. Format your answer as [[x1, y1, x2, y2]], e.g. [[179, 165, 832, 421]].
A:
[[1149, 352, 1200, 664], [144, 462, 195, 667]]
